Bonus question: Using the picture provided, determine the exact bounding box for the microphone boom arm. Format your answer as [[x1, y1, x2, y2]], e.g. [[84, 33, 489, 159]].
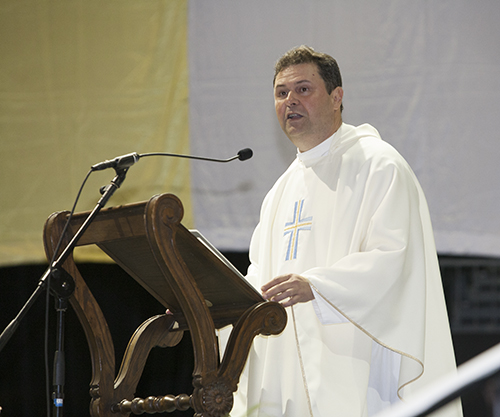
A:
[[91, 148, 253, 171], [140, 152, 239, 163]]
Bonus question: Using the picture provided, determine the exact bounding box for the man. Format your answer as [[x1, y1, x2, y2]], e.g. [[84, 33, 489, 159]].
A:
[[224, 46, 462, 417]]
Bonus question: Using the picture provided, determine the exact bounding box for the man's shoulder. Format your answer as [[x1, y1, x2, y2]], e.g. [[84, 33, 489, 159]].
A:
[[345, 122, 381, 139], [341, 123, 401, 158], [338, 124, 412, 177]]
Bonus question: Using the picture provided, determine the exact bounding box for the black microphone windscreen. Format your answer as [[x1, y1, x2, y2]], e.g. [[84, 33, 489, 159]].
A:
[[237, 148, 253, 161]]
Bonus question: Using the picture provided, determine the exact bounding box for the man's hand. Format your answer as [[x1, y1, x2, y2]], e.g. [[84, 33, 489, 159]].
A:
[[261, 274, 314, 307]]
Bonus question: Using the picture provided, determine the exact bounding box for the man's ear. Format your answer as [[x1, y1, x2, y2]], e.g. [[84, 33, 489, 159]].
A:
[[332, 87, 344, 109]]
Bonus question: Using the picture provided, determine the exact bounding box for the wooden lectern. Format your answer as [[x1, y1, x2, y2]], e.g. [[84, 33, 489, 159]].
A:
[[43, 193, 287, 417]]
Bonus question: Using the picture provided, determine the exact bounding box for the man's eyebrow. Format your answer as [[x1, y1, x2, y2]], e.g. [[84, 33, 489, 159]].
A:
[[274, 79, 311, 89]]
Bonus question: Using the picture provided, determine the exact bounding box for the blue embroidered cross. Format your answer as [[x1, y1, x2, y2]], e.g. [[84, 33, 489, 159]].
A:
[[284, 200, 313, 261]]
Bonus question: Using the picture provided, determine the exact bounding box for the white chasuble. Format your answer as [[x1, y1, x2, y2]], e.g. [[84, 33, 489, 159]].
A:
[[222, 123, 462, 417]]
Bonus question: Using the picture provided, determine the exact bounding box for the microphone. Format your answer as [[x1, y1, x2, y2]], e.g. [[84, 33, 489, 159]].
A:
[[91, 148, 253, 171], [237, 148, 253, 161], [91, 152, 140, 171]]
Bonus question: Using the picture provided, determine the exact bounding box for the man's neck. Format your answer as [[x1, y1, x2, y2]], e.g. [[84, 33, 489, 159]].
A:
[[294, 118, 342, 152]]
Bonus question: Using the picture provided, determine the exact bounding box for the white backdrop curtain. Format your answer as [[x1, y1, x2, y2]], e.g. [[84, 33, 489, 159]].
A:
[[189, 0, 500, 257]]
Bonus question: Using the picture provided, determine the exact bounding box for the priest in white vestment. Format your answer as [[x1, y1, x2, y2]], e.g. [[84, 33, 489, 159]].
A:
[[221, 46, 463, 417]]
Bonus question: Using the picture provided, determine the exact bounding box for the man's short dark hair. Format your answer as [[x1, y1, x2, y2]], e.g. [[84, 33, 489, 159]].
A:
[[274, 45, 343, 111]]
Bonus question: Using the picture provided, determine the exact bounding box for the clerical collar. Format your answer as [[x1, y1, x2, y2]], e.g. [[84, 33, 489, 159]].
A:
[[297, 134, 334, 163]]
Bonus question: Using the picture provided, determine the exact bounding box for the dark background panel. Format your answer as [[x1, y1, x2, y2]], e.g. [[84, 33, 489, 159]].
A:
[[1, 255, 499, 417]]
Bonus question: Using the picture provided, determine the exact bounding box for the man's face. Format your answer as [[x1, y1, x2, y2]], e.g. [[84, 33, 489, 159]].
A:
[[274, 63, 343, 152]]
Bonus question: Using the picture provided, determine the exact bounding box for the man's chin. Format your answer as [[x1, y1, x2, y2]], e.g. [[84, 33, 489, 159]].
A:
[[285, 125, 304, 139]]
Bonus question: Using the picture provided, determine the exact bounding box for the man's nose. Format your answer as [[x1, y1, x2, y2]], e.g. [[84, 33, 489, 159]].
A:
[[285, 91, 298, 106]]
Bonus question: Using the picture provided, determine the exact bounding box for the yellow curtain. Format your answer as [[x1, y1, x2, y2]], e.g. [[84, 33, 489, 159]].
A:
[[0, 0, 191, 266]]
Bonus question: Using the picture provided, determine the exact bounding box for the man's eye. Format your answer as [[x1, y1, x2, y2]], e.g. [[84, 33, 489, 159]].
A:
[[300, 87, 309, 93]]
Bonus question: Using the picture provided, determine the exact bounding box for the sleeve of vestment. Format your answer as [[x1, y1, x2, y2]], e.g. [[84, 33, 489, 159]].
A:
[[302, 149, 430, 391]]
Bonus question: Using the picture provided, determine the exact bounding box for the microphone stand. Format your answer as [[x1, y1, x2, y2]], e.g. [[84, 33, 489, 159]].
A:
[[0, 168, 129, 416]]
